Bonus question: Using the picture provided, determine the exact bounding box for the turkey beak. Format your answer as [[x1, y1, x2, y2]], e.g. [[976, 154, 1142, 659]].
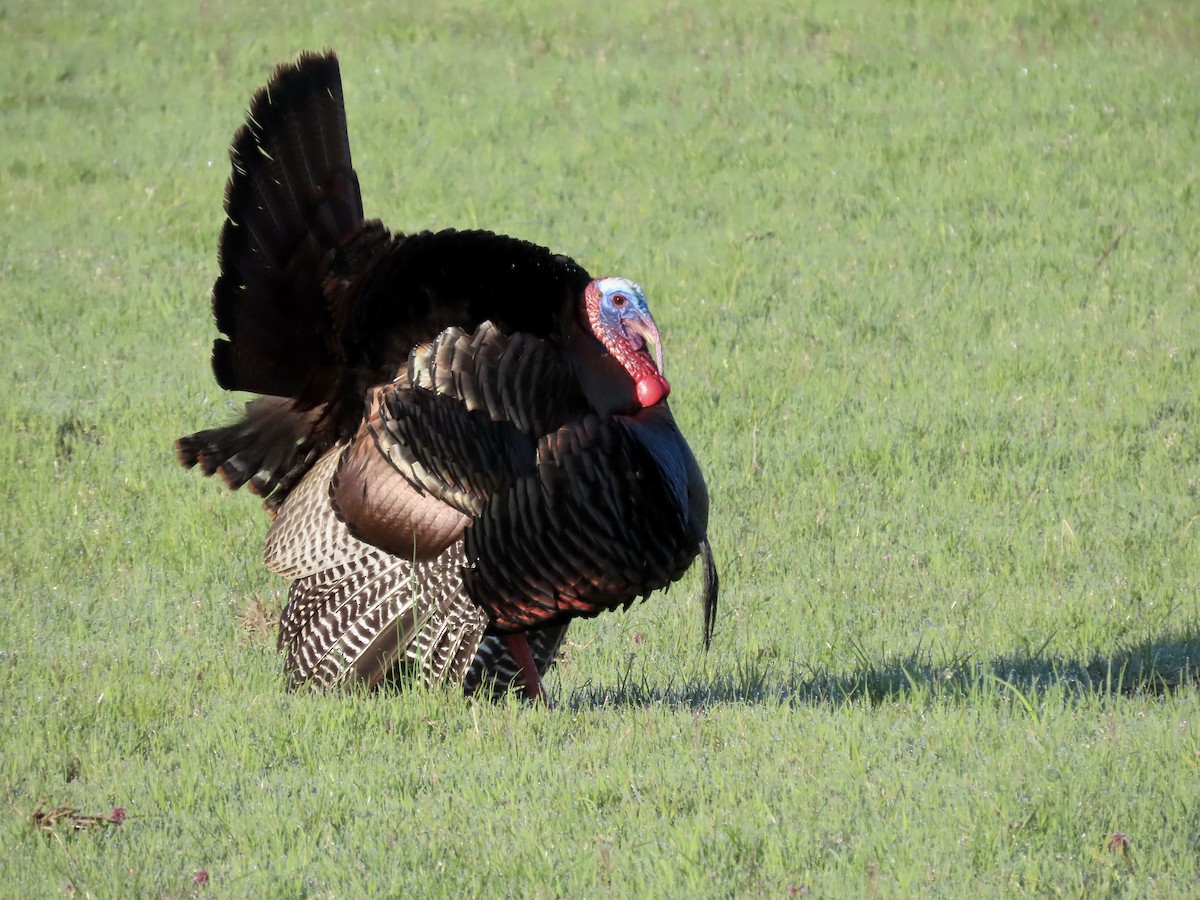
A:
[[625, 315, 665, 376]]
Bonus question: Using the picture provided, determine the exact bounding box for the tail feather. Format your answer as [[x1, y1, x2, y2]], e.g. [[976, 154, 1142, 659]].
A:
[[180, 52, 372, 510], [211, 51, 363, 400], [175, 397, 329, 511]]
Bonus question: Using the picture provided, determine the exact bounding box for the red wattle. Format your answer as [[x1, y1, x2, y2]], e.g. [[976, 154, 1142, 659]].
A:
[[636, 375, 669, 407]]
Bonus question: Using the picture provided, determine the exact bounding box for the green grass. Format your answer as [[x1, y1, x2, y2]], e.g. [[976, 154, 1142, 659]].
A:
[[2, 0, 1199, 894]]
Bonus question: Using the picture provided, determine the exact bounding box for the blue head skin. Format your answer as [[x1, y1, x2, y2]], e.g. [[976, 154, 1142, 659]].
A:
[[583, 277, 670, 406]]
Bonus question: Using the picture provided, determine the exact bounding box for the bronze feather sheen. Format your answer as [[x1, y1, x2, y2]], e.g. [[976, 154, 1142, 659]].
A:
[[175, 51, 717, 700]]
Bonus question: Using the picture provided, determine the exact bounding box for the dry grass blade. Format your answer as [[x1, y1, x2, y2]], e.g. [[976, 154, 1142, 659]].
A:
[[1094, 224, 1131, 270], [32, 801, 126, 834]]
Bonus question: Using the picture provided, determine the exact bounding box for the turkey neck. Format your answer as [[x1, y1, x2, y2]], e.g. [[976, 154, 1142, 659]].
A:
[[559, 304, 646, 418]]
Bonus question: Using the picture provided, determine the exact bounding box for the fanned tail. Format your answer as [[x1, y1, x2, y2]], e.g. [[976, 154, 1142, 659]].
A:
[[178, 51, 373, 510], [212, 50, 362, 401]]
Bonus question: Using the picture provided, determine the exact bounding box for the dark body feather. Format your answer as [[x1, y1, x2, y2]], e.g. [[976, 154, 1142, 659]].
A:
[[176, 51, 716, 696]]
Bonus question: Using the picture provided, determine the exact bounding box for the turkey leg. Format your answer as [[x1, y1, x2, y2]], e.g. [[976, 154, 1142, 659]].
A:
[[503, 633, 551, 707]]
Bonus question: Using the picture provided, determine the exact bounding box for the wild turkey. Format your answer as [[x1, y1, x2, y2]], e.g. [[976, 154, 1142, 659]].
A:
[[175, 51, 717, 702]]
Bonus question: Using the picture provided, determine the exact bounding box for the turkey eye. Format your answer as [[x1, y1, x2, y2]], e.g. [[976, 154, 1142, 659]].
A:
[[612, 294, 627, 307]]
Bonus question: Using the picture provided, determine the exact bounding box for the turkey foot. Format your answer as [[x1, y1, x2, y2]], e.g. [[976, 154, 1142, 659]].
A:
[[503, 633, 551, 708]]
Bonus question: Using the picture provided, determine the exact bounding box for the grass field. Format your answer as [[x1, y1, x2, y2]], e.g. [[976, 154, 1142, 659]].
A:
[[2, 0, 1199, 895]]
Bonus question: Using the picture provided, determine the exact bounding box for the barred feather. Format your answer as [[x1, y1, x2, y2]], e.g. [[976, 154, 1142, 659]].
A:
[[176, 51, 716, 703], [281, 541, 485, 690], [271, 445, 488, 689]]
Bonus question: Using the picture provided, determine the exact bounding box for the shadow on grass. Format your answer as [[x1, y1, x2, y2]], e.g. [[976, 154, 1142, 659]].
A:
[[563, 627, 1200, 710]]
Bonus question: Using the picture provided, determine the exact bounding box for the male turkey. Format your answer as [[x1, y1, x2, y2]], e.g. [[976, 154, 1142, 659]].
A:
[[176, 51, 717, 702]]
